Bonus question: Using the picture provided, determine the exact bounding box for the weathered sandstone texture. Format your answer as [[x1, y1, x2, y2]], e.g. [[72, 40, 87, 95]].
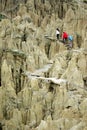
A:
[[0, 0, 87, 130]]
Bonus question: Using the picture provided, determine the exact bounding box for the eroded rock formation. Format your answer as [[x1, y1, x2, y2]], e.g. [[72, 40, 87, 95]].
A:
[[0, 0, 87, 130]]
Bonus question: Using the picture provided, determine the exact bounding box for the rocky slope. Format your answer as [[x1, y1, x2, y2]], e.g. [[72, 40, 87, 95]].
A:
[[0, 0, 87, 130]]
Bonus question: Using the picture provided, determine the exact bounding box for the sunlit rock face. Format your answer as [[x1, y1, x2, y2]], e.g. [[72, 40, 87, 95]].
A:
[[0, 0, 87, 130]]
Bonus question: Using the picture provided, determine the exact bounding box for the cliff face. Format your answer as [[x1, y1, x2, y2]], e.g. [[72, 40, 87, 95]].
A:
[[0, 0, 87, 130]]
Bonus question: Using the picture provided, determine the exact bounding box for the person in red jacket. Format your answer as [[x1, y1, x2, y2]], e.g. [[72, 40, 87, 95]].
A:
[[62, 32, 68, 44]]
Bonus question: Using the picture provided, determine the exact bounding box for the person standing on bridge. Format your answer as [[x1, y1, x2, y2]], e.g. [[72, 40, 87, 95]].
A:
[[56, 28, 60, 40], [68, 35, 73, 49], [62, 31, 68, 44]]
